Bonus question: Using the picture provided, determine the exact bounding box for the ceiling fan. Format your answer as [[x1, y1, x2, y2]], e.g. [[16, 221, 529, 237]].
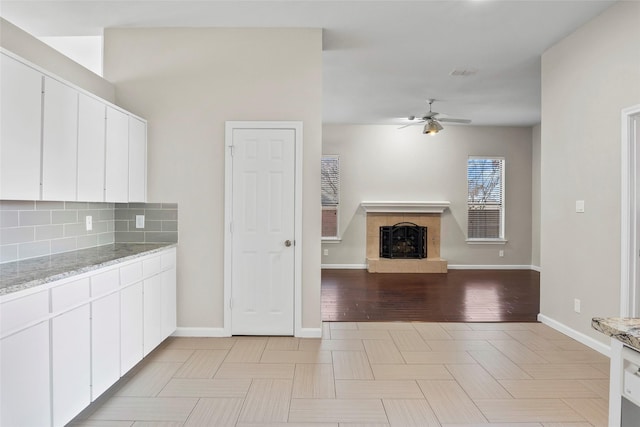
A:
[[399, 99, 471, 135]]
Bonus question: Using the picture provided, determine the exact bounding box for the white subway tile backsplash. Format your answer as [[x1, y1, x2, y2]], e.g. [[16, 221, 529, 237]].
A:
[[0, 211, 19, 228], [19, 210, 51, 226], [52, 210, 78, 224], [35, 224, 64, 240], [35, 201, 65, 210], [1, 245, 18, 263], [18, 241, 50, 259], [1, 227, 35, 245], [0, 201, 36, 211], [50, 237, 77, 254]]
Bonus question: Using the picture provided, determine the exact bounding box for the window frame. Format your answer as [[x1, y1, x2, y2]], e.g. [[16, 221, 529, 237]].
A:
[[466, 155, 507, 244], [321, 154, 341, 241]]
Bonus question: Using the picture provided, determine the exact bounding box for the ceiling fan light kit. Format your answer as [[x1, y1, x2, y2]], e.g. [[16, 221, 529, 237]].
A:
[[423, 119, 443, 135], [400, 99, 472, 134]]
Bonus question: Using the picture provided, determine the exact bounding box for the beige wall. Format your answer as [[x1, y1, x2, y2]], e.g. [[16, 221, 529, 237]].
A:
[[531, 124, 541, 268], [322, 124, 533, 267], [541, 1, 640, 344], [103, 28, 323, 331], [0, 18, 115, 102]]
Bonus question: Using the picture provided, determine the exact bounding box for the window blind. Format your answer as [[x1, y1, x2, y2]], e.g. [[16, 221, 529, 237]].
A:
[[467, 157, 504, 239], [321, 156, 340, 238]]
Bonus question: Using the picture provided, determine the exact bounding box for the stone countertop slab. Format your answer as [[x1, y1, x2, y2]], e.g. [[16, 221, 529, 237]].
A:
[[592, 317, 640, 351], [0, 243, 177, 297]]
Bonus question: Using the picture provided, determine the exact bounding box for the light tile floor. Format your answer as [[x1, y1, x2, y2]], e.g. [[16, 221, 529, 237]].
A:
[[69, 322, 610, 427]]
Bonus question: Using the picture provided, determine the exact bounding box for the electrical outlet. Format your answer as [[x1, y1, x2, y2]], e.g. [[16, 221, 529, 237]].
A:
[[576, 200, 585, 213], [574, 298, 581, 313], [136, 215, 145, 229], [323, 249, 329, 256], [499, 250, 504, 257], [85, 215, 92, 231]]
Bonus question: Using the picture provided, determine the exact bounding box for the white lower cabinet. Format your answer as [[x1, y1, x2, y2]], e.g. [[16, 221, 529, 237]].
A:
[[91, 292, 121, 400], [52, 304, 91, 427], [120, 281, 144, 375], [144, 274, 163, 355], [0, 247, 176, 427], [0, 322, 51, 427]]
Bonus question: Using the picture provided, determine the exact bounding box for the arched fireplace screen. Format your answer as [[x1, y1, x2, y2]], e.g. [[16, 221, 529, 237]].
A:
[[380, 222, 427, 259]]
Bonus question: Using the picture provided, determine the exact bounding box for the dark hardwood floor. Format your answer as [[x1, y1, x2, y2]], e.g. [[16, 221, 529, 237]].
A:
[[321, 269, 540, 322]]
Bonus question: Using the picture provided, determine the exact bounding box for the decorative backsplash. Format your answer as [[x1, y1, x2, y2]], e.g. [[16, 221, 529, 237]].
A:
[[0, 200, 178, 263]]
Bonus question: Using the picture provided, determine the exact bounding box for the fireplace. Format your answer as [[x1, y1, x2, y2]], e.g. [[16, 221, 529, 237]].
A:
[[361, 201, 450, 273], [380, 222, 427, 259]]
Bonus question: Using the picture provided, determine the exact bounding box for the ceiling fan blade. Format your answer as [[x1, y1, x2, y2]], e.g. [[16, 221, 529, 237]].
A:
[[437, 117, 472, 124], [397, 120, 425, 129]]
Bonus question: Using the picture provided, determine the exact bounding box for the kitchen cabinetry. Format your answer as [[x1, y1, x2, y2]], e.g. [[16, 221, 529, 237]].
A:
[[77, 93, 107, 202], [42, 76, 79, 201], [0, 50, 147, 203], [0, 290, 51, 427], [129, 116, 147, 202], [0, 53, 43, 200], [0, 246, 176, 427], [105, 106, 130, 203]]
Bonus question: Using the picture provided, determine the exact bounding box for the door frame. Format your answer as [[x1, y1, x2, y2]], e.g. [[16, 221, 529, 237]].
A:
[[620, 104, 640, 316], [224, 121, 303, 336]]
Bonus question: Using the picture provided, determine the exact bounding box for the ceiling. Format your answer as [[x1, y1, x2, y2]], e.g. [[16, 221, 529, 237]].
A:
[[0, 0, 617, 126]]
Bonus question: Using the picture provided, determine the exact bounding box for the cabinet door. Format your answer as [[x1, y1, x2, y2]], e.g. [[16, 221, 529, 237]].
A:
[[143, 275, 162, 355], [161, 267, 177, 340], [77, 94, 106, 202], [105, 107, 129, 202], [42, 76, 79, 201], [128, 117, 147, 202], [0, 322, 51, 427], [120, 282, 143, 375], [0, 54, 43, 200], [91, 292, 120, 400], [52, 304, 91, 427]]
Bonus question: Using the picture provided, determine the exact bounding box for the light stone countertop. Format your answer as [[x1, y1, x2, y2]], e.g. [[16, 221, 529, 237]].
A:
[[592, 317, 640, 351], [0, 243, 177, 297]]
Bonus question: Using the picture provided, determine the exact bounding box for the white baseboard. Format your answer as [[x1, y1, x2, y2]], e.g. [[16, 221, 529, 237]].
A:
[[531, 265, 541, 272], [321, 264, 367, 269], [449, 264, 538, 270], [296, 328, 322, 338], [537, 313, 610, 357], [172, 327, 229, 337]]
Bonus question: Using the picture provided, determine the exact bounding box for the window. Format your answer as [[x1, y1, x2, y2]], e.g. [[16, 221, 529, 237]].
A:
[[321, 155, 340, 239], [467, 156, 505, 240]]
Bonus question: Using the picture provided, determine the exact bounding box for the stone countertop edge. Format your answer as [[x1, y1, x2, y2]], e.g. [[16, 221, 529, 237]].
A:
[[0, 243, 177, 297], [592, 317, 640, 352]]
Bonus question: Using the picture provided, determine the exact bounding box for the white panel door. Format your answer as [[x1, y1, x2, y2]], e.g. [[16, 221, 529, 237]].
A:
[[0, 54, 43, 200], [128, 117, 147, 202], [231, 129, 295, 335], [78, 93, 106, 202], [42, 76, 79, 201], [105, 107, 129, 202]]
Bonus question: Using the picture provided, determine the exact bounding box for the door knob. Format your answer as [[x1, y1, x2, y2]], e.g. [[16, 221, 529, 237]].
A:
[[285, 240, 292, 247]]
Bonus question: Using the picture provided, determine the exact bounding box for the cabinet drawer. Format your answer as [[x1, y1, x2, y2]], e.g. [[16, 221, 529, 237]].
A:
[[91, 268, 120, 297], [161, 249, 176, 270], [143, 256, 161, 278], [1, 290, 49, 336], [51, 278, 90, 313], [120, 262, 142, 286]]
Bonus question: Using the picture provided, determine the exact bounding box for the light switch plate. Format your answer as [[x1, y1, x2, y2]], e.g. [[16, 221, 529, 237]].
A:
[[85, 215, 92, 231], [136, 215, 145, 229], [575, 200, 585, 213]]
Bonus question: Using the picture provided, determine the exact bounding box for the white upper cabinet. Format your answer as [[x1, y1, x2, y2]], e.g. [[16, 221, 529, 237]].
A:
[[105, 106, 130, 203], [77, 94, 106, 202], [42, 76, 79, 201], [0, 53, 43, 200], [128, 117, 147, 202]]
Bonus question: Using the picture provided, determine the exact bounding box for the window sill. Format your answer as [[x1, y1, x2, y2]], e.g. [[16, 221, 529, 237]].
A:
[[466, 238, 508, 245], [322, 237, 342, 243]]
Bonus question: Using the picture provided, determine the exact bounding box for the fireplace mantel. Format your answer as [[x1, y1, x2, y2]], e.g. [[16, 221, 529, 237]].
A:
[[360, 201, 450, 214]]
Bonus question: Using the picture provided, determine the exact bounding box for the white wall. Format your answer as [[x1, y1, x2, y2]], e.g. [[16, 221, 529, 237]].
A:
[[322, 124, 533, 267], [103, 28, 323, 331], [0, 18, 114, 102], [540, 1, 640, 345], [531, 124, 541, 268]]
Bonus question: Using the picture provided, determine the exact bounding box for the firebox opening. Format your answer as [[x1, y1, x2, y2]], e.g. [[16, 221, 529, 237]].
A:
[[379, 222, 427, 259]]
